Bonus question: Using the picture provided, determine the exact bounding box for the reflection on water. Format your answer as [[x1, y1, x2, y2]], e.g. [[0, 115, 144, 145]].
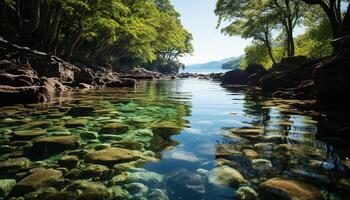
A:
[[0, 79, 349, 200]]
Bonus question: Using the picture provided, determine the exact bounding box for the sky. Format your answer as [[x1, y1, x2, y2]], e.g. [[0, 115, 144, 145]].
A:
[[171, 0, 251, 65]]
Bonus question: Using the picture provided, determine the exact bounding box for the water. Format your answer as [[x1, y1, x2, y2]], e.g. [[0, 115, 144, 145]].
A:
[[180, 67, 230, 74], [0, 79, 349, 199]]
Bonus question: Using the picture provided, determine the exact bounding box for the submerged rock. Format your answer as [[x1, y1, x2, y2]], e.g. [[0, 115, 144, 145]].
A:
[[0, 179, 16, 198], [252, 159, 272, 170], [236, 186, 258, 200], [85, 147, 143, 166], [81, 164, 110, 178], [99, 123, 129, 135], [13, 129, 47, 139], [66, 106, 95, 117], [30, 136, 80, 156], [208, 166, 246, 187], [259, 177, 321, 200], [0, 157, 31, 173], [64, 119, 88, 128], [58, 155, 79, 168], [10, 169, 62, 196], [66, 180, 110, 200], [243, 149, 259, 159]]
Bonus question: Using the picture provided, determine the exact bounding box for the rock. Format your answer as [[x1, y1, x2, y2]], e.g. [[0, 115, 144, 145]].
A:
[[99, 123, 129, 134], [254, 143, 277, 151], [148, 189, 169, 200], [124, 182, 148, 198], [259, 177, 322, 200], [151, 121, 181, 138], [0, 179, 16, 198], [112, 140, 145, 151], [221, 69, 249, 85], [21, 120, 52, 129], [35, 190, 78, 200], [0, 157, 31, 173], [66, 106, 94, 117], [66, 180, 110, 200], [78, 83, 94, 89], [165, 168, 204, 198], [243, 149, 259, 159], [313, 54, 350, 102], [81, 164, 110, 178], [343, 160, 350, 171], [208, 166, 246, 187], [30, 136, 80, 156], [252, 159, 272, 170], [58, 155, 79, 168], [74, 68, 95, 85], [105, 78, 136, 87], [64, 118, 88, 128], [10, 169, 63, 196], [109, 186, 129, 199], [85, 147, 143, 166], [236, 186, 258, 200], [13, 129, 47, 139], [80, 131, 98, 139]]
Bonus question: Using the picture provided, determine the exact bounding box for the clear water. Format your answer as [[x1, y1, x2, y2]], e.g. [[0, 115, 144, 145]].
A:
[[0, 79, 349, 199]]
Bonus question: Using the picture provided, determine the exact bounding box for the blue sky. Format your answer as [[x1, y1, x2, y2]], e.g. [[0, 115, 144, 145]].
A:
[[171, 0, 251, 65]]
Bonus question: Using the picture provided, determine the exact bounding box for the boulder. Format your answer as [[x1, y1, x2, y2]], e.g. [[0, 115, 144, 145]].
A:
[[221, 69, 248, 85], [66, 106, 95, 117], [0, 157, 31, 173], [10, 169, 63, 196], [58, 155, 79, 168], [81, 164, 111, 178], [236, 186, 258, 200], [30, 136, 80, 156], [208, 165, 246, 187], [13, 129, 47, 139], [74, 68, 95, 85], [85, 147, 143, 166], [259, 177, 322, 200]]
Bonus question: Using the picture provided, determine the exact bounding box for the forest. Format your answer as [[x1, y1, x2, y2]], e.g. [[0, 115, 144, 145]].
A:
[[0, 0, 193, 70], [215, 0, 350, 68]]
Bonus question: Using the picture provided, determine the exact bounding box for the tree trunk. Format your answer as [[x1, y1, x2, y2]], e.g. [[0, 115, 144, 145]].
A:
[[264, 32, 276, 64], [44, 3, 62, 52]]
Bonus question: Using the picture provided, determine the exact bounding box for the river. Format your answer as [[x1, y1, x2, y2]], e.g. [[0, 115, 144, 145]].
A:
[[0, 79, 349, 199]]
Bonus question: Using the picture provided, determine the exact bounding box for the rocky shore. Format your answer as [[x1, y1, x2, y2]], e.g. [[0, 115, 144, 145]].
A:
[[0, 39, 176, 106], [217, 35, 350, 102]]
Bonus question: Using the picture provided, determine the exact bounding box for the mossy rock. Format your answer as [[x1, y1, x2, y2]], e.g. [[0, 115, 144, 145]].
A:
[[13, 130, 47, 139], [99, 123, 129, 135], [65, 119, 88, 128]]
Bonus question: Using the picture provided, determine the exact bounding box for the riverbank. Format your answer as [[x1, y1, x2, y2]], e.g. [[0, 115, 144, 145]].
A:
[[0, 39, 177, 106]]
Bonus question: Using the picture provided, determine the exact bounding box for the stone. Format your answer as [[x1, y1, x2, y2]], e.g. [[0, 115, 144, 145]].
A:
[[21, 120, 52, 129], [10, 169, 63, 196], [67, 180, 110, 200], [124, 182, 148, 198], [85, 147, 143, 166], [81, 164, 110, 178], [80, 131, 98, 139], [0, 179, 16, 198], [259, 177, 322, 200], [236, 186, 258, 200], [221, 69, 249, 85], [208, 166, 246, 187], [74, 68, 95, 85], [254, 143, 277, 151], [58, 155, 79, 168], [109, 186, 129, 199], [30, 136, 80, 156], [13, 129, 47, 139], [151, 121, 181, 138], [148, 189, 169, 200], [105, 79, 136, 87], [243, 149, 259, 159], [66, 106, 94, 117], [252, 159, 272, 170], [35, 190, 78, 200], [112, 140, 145, 151], [99, 123, 129, 134], [64, 118, 88, 128], [0, 157, 31, 173]]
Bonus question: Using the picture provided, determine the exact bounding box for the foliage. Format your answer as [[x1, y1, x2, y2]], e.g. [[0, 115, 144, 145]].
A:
[[0, 0, 193, 69]]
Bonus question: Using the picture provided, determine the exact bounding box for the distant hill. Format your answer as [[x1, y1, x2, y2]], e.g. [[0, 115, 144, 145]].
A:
[[221, 56, 243, 69], [186, 56, 242, 70]]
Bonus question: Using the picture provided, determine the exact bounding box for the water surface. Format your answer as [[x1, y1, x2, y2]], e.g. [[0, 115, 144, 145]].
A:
[[0, 79, 349, 199]]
